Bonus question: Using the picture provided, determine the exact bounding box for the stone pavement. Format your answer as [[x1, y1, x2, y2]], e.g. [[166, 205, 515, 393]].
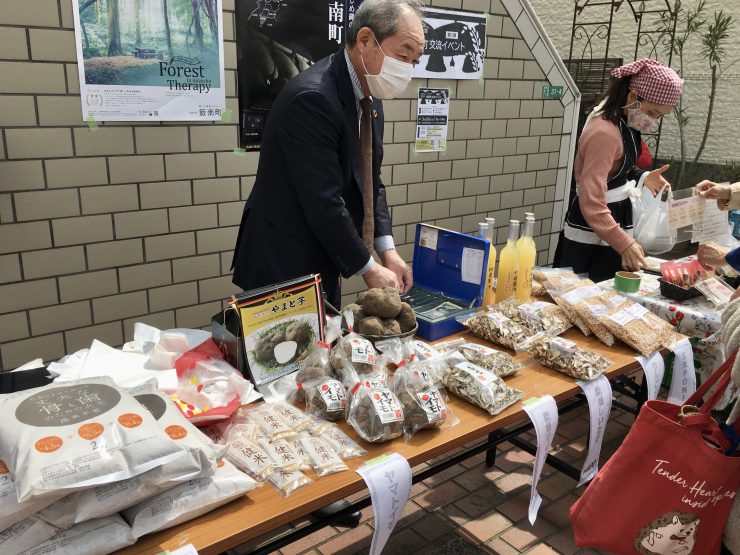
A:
[[232, 398, 638, 555]]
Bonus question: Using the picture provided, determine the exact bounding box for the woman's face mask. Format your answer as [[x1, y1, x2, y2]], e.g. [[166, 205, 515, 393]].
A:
[[624, 100, 659, 133], [361, 35, 414, 100]]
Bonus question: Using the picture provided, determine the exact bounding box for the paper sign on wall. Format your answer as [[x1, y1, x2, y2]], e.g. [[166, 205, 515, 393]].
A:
[[415, 88, 449, 152]]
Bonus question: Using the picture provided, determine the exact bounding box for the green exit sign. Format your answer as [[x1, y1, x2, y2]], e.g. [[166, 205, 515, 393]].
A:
[[542, 85, 564, 99]]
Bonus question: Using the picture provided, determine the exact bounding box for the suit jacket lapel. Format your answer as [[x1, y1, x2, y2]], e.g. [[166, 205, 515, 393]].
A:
[[334, 51, 365, 193]]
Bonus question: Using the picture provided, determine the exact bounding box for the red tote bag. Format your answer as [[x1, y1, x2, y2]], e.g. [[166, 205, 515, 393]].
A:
[[570, 351, 740, 555]]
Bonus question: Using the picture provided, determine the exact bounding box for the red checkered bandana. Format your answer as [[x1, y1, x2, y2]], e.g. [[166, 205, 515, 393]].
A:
[[611, 59, 684, 106]]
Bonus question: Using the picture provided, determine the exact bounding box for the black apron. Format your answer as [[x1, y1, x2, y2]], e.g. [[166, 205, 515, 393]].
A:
[[555, 118, 641, 282]]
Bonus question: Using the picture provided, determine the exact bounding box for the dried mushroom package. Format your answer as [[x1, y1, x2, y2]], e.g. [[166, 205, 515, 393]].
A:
[[409, 339, 442, 361], [498, 300, 573, 336], [122, 459, 258, 539], [0, 377, 185, 504], [318, 425, 367, 459], [299, 436, 349, 476], [391, 362, 455, 439], [456, 342, 523, 378], [267, 470, 312, 497], [347, 385, 405, 442], [602, 300, 674, 356], [440, 352, 524, 415], [570, 290, 622, 346], [460, 310, 532, 350], [548, 281, 601, 336], [302, 377, 347, 421], [523, 335, 611, 380]]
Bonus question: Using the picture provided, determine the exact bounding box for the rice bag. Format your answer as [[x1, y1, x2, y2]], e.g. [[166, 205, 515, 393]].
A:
[[523, 335, 611, 380], [259, 438, 308, 472], [271, 402, 312, 431], [285, 433, 314, 468], [245, 405, 295, 440], [304, 415, 335, 435], [226, 434, 275, 482], [601, 299, 675, 356], [0, 517, 58, 555], [318, 425, 367, 459], [299, 436, 349, 476], [267, 470, 312, 497], [122, 459, 258, 539], [440, 352, 524, 416], [346, 385, 404, 443], [391, 363, 455, 439], [498, 300, 572, 336], [0, 377, 185, 504], [19, 515, 135, 555], [302, 377, 347, 421], [0, 457, 61, 532], [460, 310, 532, 350]]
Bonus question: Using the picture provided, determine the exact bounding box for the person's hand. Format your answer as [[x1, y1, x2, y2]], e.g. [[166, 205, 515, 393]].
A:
[[380, 249, 413, 294], [362, 262, 401, 291], [696, 180, 731, 201], [696, 241, 729, 268], [620, 241, 646, 271], [644, 164, 671, 196]]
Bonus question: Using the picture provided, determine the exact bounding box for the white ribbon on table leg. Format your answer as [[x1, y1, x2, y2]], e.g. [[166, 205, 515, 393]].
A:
[[575, 375, 612, 487], [636, 352, 666, 401], [667, 338, 697, 404], [522, 395, 558, 525], [356, 453, 412, 555]]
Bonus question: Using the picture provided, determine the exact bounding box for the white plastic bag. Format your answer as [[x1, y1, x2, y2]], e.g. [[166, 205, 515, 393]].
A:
[[18, 515, 135, 555], [0, 517, 58, 554], [631, 184, 676, 255]]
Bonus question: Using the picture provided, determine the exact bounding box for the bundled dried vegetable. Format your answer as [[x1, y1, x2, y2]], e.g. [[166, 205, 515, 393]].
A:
[[461, 311, 532, 350], [498, 300, 572, 336], [523, 335, 610, 380]]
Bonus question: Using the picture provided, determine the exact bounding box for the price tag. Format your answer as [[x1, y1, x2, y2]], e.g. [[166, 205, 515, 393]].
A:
[[522, 395, 558, 524], [357, 453, 412, 555], [576, 375, 612, 486]]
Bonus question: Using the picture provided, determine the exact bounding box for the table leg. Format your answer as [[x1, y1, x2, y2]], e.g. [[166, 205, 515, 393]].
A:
[[485, 430, 503, 467]]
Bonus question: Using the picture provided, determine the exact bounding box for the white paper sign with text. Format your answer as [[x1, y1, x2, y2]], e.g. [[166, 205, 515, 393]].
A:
[[576, 375, 612, 486], [667, 338, 696, 404], [636, 352, 666, 401], [522, 395, 558, 525]]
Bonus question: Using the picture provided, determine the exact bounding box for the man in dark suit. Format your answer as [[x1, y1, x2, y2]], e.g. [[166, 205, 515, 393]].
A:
[[232, 0, 425, 307]]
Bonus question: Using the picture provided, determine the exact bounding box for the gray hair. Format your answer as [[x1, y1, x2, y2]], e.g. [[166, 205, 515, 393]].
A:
[[346, 0, 424, 46]]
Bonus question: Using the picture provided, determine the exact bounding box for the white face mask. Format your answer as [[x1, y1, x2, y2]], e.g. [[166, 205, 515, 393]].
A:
[[361, 36, 414, 100]]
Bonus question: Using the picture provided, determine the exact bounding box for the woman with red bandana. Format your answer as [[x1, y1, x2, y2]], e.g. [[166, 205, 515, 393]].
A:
[[555, 59, 684, 281]]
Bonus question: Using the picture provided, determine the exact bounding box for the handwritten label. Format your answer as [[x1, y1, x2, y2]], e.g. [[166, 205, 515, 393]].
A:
[[522, 395, 558, 524], [637, 352, 666, 401], [667, 338, 696, 404], [576, 375, 612, 486], [357, 453, 412, 555]]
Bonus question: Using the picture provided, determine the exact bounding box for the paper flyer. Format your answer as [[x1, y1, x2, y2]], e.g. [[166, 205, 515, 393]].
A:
[[415, 88, 449, 153], [72, 0, 226, 121]]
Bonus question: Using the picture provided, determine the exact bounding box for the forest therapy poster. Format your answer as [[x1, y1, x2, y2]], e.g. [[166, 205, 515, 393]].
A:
[[72, 0, 225, 121]]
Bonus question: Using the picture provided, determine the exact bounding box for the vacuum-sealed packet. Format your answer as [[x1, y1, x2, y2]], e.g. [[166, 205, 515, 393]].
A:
[[259, 438, 308, 473], [244, 405, 295, 440], [544, 277, 598, 336], [317, 425, 367, 459], [570, 290, 621, 346], [267, 470, 312, 498], [0, 377, 185, 503], [601, 300, 675, 356], [440, 352, 524, 415], [225, 435, 275, 482], [498, 300, 572, 336], [460, 310, 532, 350], [271, 402, 312, 431]]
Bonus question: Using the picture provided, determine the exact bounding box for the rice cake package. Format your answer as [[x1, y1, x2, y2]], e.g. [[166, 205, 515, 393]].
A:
[[18, 515, 135, 555], [259, 438, 308, 472], [0, 457, 61, 532], [245, 405, 295, 440], [122, 459, 258, 539], [0, 377, 185, 504], [271, 402, 312, 431], [0, 517, 58, 555]]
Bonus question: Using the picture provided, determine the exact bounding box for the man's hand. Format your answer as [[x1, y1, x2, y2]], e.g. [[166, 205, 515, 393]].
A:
[[363, 262, 401, 290], [696, 180, 731, 201], [380, 249, 413, 294], [697, 241, 729, 268], [644, 164, 671, 196], [621, 241, 646, 272]]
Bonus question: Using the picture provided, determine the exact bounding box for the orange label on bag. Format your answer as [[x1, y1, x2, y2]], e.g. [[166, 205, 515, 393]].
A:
[[165, 425, 188, 440], [118, 413, 143, 428], [35, 436, 63, 453], [78, 423, 104, 440], [0, 460, 7, 474]]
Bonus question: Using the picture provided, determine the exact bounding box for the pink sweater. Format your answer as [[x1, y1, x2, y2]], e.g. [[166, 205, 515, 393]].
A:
[[574, 116, 636, 254]]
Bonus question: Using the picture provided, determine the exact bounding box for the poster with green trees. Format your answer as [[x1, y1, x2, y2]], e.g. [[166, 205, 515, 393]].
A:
[[72, 0, 225, 121]]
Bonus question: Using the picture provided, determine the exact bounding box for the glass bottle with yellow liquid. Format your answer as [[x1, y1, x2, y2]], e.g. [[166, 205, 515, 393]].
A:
[[479, 220, 496, 306], [495, 220, 520, 304], [515, 214, 537, 302]]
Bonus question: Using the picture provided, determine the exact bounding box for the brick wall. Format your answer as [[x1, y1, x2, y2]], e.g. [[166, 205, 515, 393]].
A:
[[0, 0, 576, 370]]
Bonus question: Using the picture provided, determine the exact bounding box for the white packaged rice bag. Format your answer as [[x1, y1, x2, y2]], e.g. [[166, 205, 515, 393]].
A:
[[18, 515, 134, 555], [0, 457, 61, 532], [38, 381, 223, 528], [0, 377, 184, 503], [122, 459, 258, 539], [0, 516, 58, 554]]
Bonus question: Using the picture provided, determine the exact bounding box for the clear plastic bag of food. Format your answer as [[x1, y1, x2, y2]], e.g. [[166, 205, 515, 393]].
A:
[[318, 425, 367, 459], [570, 290, 621, 346], [302, 377, 348, 421], [271, 401, 312, 431], [548, 280, 601, 336], [521, 334, 611, 380], [284, 433, 314, 468], [244, 405, 295, 440], [330, 310, 378, 375], [225, 436, 275, 482], [299, 436, 349, 476], [294, 316, 343, 384], [267, 470, 312, 497], [439, 352, 524, 415], [498, 300, 573, 336], [304, 414, 335, 435], [601, 300, 674, 356], [453, 341, 523, 378], [374, 337, 408, 371], [346, 385, 405, 443], [259, 438, 308, 472], [408, 339, 442, 361], [459, 310, 532, 350], [391, 361, 457, 439]]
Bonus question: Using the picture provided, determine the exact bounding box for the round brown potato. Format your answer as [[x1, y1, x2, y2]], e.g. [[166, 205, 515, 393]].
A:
[[358, 316, 384, 336], [381, 319, 401, 336], [396, 302, 416, 333], [359, 287, 402, 319]]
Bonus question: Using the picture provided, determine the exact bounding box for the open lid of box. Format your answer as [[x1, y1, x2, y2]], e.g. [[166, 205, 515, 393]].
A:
[[411, 223, 489, 306]]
